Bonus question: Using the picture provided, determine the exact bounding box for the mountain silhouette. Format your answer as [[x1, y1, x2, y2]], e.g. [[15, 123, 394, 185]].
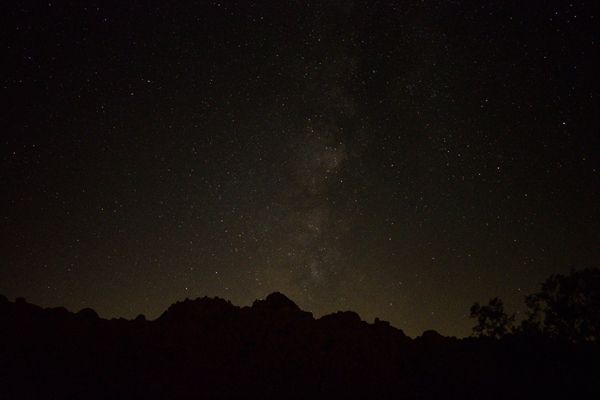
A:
[[0, 292, 597, 399]]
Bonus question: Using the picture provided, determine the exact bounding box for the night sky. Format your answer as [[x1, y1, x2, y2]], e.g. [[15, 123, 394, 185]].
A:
[[2, 1, 598, 337]]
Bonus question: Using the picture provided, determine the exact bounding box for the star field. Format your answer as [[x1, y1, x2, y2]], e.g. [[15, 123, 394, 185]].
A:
[[2, 1, 598, 336]]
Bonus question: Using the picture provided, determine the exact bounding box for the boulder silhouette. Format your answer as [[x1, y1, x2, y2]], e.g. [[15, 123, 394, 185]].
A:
[[419, 329, 444, 342], [318, 310, 363, 329], [76, 307, 99, 320]]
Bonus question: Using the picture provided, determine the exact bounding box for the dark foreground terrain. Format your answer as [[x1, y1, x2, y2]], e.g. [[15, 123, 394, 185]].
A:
[[0, 293, 597, 399]]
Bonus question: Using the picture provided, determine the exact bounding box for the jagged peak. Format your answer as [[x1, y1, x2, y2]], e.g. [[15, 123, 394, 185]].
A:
[[251, 292, 301, 312], [158, 296, 237, 322]]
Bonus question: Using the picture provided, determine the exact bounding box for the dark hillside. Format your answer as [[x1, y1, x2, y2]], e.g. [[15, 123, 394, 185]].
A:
[[0, 293, 597, 399]]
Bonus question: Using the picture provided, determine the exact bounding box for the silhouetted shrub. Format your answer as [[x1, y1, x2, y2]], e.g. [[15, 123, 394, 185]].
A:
[[135, 314, 146, 322]]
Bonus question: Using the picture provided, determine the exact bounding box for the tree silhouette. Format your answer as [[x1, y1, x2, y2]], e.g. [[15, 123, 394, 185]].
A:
[[471, 267, 600, 342], [524, 268, 600, 343], [470, 297, 515, 339]]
